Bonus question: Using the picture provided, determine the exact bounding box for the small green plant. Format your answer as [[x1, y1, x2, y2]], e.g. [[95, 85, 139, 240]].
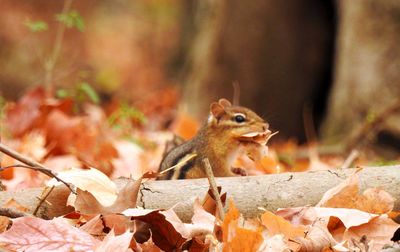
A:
[[25, 0, 86, 94], [56, 10, 85, 32], [108, 102, 146, 128], [25, 20, 48, 32], [56, 82, 100, 113]]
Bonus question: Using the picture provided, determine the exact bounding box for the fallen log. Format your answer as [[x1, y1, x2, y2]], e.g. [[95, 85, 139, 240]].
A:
[[0, 166, 399, 221]]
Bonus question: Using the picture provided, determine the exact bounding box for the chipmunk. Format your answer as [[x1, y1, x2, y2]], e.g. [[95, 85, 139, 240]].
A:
[[158, 98, 272, 180]]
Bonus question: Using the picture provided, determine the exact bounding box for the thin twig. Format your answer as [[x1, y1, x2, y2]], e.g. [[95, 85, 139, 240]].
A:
[[44, 0, 74, 94], [1, 164, 44, 171], [340, 149, 359, 169], [33, 186, 55, 216], [0, 207, 30, 218], [232, 81, 240, 106], [303, 104, 321, 164], [0, 142, 76, 194], [202, 158, 225, 220]]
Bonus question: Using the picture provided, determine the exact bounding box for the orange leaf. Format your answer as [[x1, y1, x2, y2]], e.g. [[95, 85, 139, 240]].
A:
[[344, 215, 399, 251], [261, 210, 306, 239], [171, 112, 199, 140], [256, 155, 281, 174], [0, 216, 10, 233], [318, 171, 395, 214], [225, 227, 263, 252], [222, 200, 240, 243]]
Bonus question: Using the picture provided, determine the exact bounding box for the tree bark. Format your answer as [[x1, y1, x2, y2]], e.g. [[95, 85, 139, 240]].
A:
[[181, 0, 334, 141], [322, 0, 400, 151], [0, 166, 399, 222]]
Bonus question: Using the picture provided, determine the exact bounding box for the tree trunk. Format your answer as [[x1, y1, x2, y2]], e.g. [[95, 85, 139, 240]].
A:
[[322, 0, 400, 153], [181, 0, 334, 141]]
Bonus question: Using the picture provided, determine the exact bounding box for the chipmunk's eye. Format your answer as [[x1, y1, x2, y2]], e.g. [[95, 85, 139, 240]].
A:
[[233, 114, 246, 123]]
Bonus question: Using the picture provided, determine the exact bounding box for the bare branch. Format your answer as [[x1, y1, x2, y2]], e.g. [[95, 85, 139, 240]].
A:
[[33, 186, 55, 216], [0, 142, 76, 194]]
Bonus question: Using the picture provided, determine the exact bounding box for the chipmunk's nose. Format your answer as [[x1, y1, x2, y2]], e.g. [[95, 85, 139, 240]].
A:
[[262, 123, 270, 131]]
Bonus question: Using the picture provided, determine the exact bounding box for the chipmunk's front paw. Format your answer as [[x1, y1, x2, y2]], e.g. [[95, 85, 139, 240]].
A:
[[231, 167, 247, 176]]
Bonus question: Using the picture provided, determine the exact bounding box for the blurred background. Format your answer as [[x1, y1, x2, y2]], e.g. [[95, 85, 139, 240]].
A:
[[1, 0, 400, 158]]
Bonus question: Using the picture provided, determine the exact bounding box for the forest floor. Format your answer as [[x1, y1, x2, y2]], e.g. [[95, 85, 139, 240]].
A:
[[0, 87, 398, 251]]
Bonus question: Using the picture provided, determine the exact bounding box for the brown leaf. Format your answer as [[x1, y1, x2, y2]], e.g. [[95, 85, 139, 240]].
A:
[[80, 215, 104, 236], [221, 200, 263, 252], [0, 216, 11, 233], [0, 216, 99, 251], [103, 214, 133, 235], [48, 168, 119, 207], [171, 112, 200, 140], [344, 215, 400, 251], [94, 230, 133, 252], [224, 227, 263, 252], [261, 210, 306, 239], [74, 178, 141, 215], [259, 234, 291, 252], [123, 208, 186, 251], [222, 200, 240, 243], [111, 140, 145, 180], [277, 207, 377, 229], [292, 222, 337, 252], [158, 200, 215, 239], [5, 87, 45, 137], [317, 171, 394, 214], [202, 187, 226, 218], [139, 237, 163, 252]]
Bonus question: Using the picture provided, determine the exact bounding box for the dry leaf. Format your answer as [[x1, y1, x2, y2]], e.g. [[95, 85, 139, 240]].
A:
[[73, 178, 141, 214], [278, 207, 377, 229], [158, 199, 215, 239], [221, 200, 263, 252], [171, 112, 200, 140], [222, 200, 241, 243], [258, 234, 291, 252], [202, 187, 226, 218], [224, 227, 263, 252], [139, 236, 163, 252], [111, 140, 143, 179], [0, 216, 11, 233], [43, 155, 82, 172], [261, 210, 306, 239], [189, 199, 216, 237], [48, 168, 118, 207], [94, 229, 133, 252], [5, 87, 45, 137], [344, 215, 400, 252], [123, 208, 186, 251], [292, 222, 337, 252], [80, 215, 104, 236], [103, 214, 133, 235], [0, 216, 99, 252], [318, 171, 394, 214]]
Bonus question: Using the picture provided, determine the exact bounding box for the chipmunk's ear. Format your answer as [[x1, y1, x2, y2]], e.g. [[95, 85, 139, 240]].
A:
[[218, 98, 232, 108], [210, 102, 226, 120]]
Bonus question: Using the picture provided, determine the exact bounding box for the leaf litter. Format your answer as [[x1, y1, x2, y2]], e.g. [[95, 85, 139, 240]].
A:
[[0, 87, 398, 251]]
